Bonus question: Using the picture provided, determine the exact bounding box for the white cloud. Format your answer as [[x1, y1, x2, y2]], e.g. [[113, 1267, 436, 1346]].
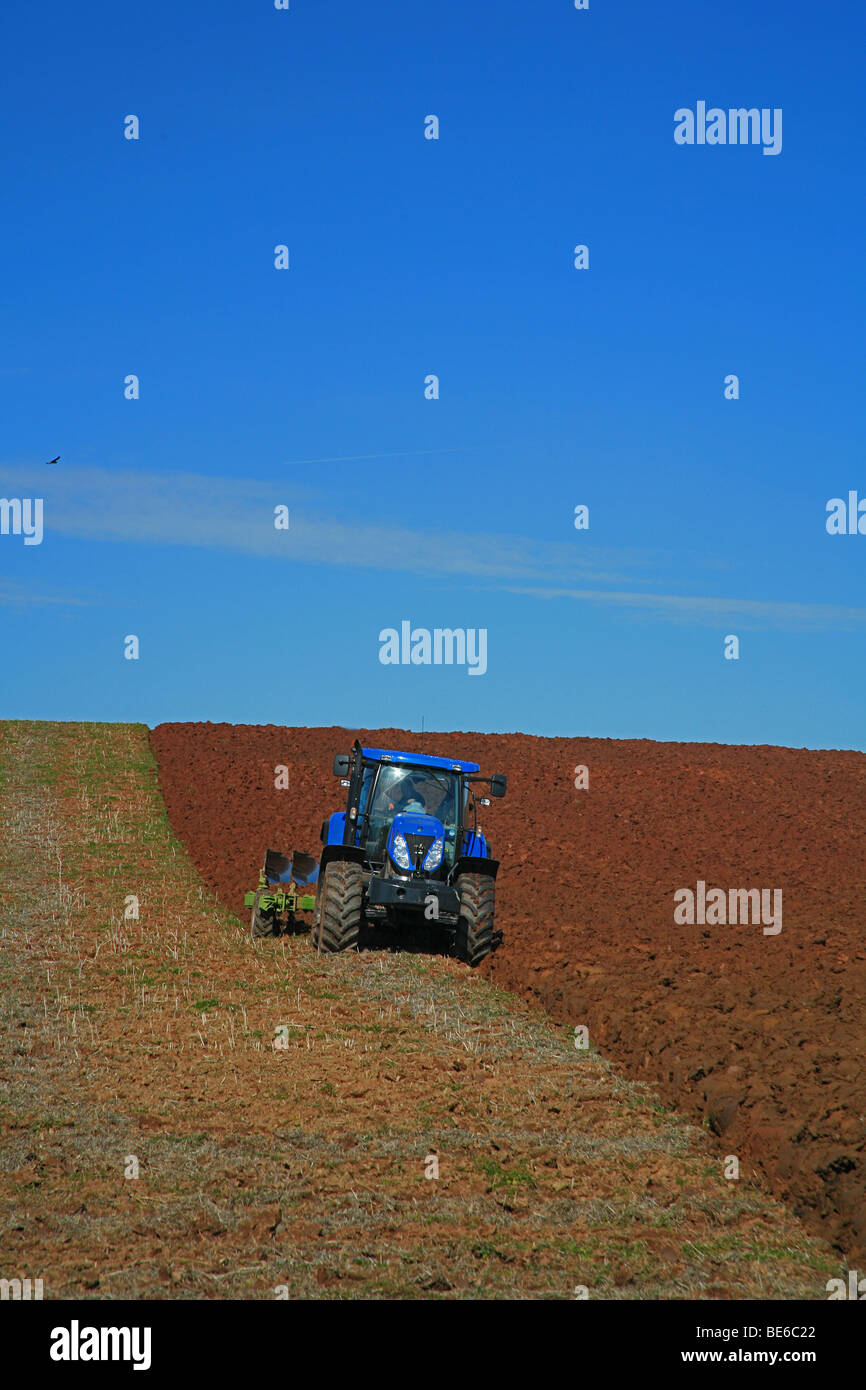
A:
[[0, 464, 641, 586], [0, 580, 89, 609], [2, 464, 859, 633], [506, 585, 866, 631]]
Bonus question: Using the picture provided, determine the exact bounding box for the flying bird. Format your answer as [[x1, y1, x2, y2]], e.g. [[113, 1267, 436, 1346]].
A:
[[45, 456, 60, 465]]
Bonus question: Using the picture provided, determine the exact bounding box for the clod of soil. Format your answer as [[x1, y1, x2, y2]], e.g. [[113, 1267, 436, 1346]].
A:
[[150, 722, 866, 1262]]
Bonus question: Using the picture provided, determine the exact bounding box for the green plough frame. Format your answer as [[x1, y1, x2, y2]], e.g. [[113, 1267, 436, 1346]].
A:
[[244, 881, 316, 915]]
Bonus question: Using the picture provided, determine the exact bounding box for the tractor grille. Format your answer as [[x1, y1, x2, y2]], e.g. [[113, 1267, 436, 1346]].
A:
[[405, 834, 435, 871]]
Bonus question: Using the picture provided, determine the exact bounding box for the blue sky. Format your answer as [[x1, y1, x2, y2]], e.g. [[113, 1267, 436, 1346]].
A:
[[1, 0, 864, 748]]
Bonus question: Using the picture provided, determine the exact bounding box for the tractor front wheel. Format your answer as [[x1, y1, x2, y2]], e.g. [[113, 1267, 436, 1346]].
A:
[[454, 873, 498, 966], [310, 861, 365, 954]]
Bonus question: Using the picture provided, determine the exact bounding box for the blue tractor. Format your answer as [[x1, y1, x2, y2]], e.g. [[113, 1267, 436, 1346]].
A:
[[246, 741, 506, 965]]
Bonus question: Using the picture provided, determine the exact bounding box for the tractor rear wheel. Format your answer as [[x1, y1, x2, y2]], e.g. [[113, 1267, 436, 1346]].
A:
[[311, 861, 365, 953], [454, 873, 498, 966]]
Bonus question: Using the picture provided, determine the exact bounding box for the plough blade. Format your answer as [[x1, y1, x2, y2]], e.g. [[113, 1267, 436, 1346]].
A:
[[291, 851, 319, 886], [264, 849, 293, 884], [263, 848, 319, 887]]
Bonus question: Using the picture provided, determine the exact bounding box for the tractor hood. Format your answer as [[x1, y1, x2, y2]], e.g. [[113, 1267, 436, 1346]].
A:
[[387, 812, 445, 874], [391, 811, 442, 836]]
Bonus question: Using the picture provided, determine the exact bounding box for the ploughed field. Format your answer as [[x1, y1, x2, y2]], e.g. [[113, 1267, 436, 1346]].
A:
[[3, 719, 840, 1300], [151, 722, 866, 1263]]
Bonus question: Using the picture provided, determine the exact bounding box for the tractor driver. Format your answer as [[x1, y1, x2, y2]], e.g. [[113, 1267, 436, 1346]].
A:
[[399, 779, 427, 814], [389, 775, 427, 815], [396, 776, 453, 823]]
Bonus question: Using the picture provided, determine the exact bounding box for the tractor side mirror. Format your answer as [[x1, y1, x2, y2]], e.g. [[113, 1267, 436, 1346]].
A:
[[333, 753, 350, 777], [489, 774, 507, 798]]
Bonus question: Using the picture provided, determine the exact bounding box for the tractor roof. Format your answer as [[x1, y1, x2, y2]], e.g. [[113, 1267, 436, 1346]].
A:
[[361, 746, 480, 774]]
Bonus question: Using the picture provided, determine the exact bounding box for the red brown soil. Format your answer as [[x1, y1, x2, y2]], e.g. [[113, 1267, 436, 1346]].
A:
[[150, 722, 866, 1262]]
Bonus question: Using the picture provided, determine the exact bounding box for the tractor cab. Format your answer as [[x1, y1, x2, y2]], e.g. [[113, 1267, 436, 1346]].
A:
[[326, 744, 503, 871], [355, 760, 461, 871]]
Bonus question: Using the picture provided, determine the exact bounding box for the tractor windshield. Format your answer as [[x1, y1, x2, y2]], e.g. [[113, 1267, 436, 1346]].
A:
[[359, 763, 461, 866]]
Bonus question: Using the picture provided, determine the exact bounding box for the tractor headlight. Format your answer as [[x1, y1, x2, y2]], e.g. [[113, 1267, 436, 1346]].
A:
[[423, 838, 444, 871], [391, 833, 412, 870]]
